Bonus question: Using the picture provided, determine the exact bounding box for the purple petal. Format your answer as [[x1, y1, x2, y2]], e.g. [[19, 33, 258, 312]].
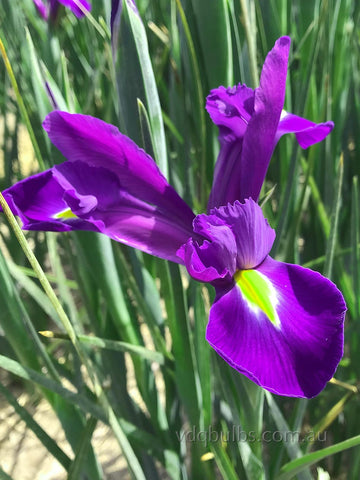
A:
[[33, 0, 49, 19], [54, 161, 193, 262], [206, 84, 254, 143], [1, 161, 193, 263], [111, 0, 122, 40], [207, 256, 346, 397], [178, 199, 275, 282], [177, 214, 237, 283], [57, 0, 91, 17], [275, 112, 334, 148], [1, 170, 96, 232], [43, 111, 194, 232], [206, 84, 254, 210], [207, 37, 290, 208], [211, 199, 275, 270], [231, 36, 290, 203]]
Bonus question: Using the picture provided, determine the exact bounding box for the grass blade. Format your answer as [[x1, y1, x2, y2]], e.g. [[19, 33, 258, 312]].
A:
[[324, 154, 344, 278], [39, 331, 167, 365], [265, 392, 312, 480], [277, 434, 360, 480], [0, 382, 71, 472], [68, 417, 99, 480], [210, 440, 239, 480]]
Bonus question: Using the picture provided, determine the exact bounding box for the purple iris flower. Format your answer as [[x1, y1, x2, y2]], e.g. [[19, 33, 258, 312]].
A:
[[1, 37, 346, 398], [33, 0, 91, 20]]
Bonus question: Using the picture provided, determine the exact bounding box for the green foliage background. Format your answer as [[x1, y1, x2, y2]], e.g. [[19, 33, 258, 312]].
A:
[[0, 0, 359, 478]]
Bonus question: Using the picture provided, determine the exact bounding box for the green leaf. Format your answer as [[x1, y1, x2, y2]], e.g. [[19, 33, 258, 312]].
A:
[[277, 434, 360, 480], [217, 363, 265, 480], [40, 331, 167, 365], [175, 0, 207, 205], [210, 440, 239, 480], [265, 392, 312, 480], [0, 354, 106, 422], [159, 262, 199, 425], [193, 284, 212, 429], [0, 382, 71, 472], [324, 154, 344, 278], [190, 0, 233, 87], [7, 259, 59, 323], [112, 0, 168, 177], [351, 176, 360, 317], [68, 417, 99, 480]]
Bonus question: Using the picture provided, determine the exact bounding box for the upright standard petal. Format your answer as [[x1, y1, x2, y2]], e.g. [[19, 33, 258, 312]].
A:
[[207, 256, 346, 398], [206, 85, 254, 209], [43, 111, 194, 232], [207, 37, 335, 210], [207, 37, 290, 209], [239, 36, 290, 202]]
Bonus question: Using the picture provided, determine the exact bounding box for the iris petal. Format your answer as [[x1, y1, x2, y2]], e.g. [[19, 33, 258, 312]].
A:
[[206, 84, 254, 143], [178, 199, 275, 282], [211, 199, 275, 270], [1, 161, 194, 263], [57, 0, 91, 17], [43, 111, 195, 232], [276, 112, 334, 148], [33, 0, 48, 19], [207, 37, 335, 210], [207, 37, 290, 209], [206, 256, 345, 398]]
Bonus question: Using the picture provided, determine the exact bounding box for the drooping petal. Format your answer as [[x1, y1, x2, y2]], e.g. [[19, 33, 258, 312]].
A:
[[57, 0, 91, 17], [1, 161, 193, 263], [1, 170, 96, 232], [206, 256, 346, 398], [275, 111, 334, 148], [55, 161, 193, 262], [178, 199, 275, 282], [43, 111, 194, 232]]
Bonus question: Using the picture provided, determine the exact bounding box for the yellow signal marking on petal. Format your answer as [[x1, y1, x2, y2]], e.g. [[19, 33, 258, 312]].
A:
[[234, 269, 280, 328], [54, 208, 77, 219]]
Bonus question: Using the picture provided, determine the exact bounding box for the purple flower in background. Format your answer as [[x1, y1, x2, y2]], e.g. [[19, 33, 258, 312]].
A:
[[1, 37, 346, 398], [33, 0, 91, 20]]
